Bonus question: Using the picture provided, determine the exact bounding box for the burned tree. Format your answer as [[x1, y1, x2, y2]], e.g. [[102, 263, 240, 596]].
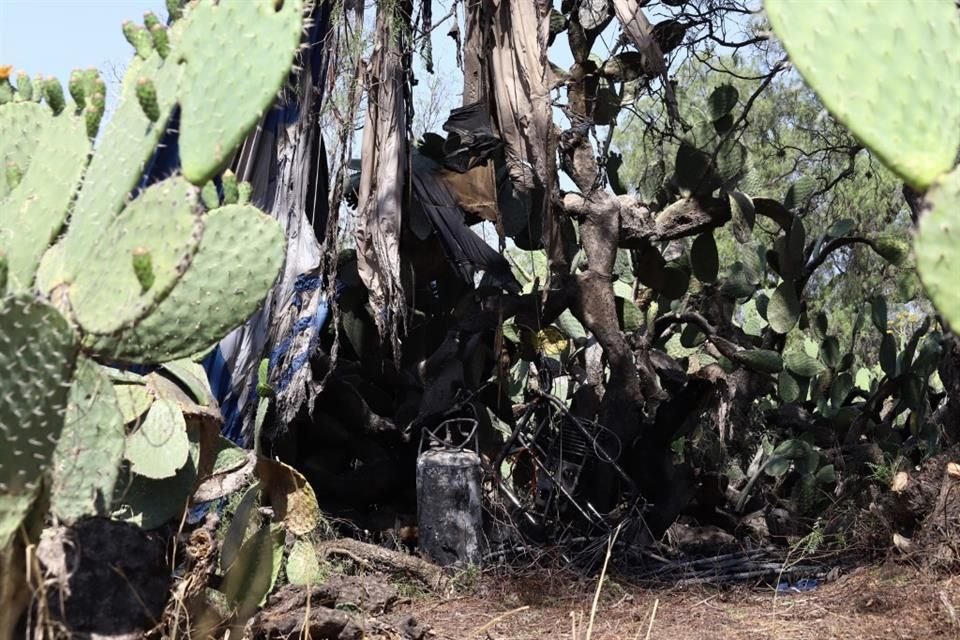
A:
[[245, 0, 958, 569]]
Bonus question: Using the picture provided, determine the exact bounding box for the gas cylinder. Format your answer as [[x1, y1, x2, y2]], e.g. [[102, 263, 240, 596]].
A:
[[416, 420, 483, 567]]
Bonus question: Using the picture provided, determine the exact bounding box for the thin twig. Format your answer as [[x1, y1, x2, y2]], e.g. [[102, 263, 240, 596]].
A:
[[634, 598, 659, 640], [586, 523, 622, 640], [469, 606, 531, 638]]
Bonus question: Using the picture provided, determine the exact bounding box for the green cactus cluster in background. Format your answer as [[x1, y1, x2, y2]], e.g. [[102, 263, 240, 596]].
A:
[[0, 0, 304, 564], [764, 0, 960, 330]]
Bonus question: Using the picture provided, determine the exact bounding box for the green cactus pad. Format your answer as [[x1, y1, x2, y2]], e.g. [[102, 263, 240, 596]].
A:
[[0, 73, 12, 105], [783, 176, 816, 212], [143, 11, 161, 32], [167, 0, 185, 22], [200, 180, 219, 209], [124, 397, 190, 479], [28, 74, 42, 102], [767, 280, 800, 334], [51, 359, 125, 524], [257, 358, 272, 398], [690, 232, 719, 283], [112, 446, 198, 529], [0, 101, 51, 199], [238, 180, 252, 205], [15, 72, 33, 102], [709, 84, 738, 120], [871, 295, 888, 332], [916, 167, 960, 329], [778, 369, 802, 403], [0, 295, 78, 496], [765, 0, 960, 190], [33, 240, 65, 296], [820, 336, 841, 368], [161, 358, 216, 406], [69, 177, 202, 335], [150, 24, 171, 59], [221, 524, 284, 620], [85, 205, 284, 363], [731, 349, 783, 374], [82, 69, 106, 137], [220, 482, 261, 570], [123, 20, 155, 59], [285, 539, 321, 586], [61, 54, 182, 276], [0, 107, 90, 290], [221, 170, 239, 205], [135, 77, 160, 122], [42, 77, 65, 115], [68, 70, 86, 108], [784, 350, 824, 378], [175, 0, 304, 184], [114, 382, 155, 424]]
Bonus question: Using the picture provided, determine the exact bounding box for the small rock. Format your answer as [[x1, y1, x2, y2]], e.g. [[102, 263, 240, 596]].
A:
[[892, 471, 909, 492], [893, 532, 912, 552]]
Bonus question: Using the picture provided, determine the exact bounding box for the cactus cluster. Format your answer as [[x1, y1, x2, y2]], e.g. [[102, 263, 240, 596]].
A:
[[646, 75, 937, 488], [764, 0, 960, 330], [0, 0, 304, 545]]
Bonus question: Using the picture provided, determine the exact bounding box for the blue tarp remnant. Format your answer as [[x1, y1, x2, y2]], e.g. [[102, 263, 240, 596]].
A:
[[138, 3, 334, 446]]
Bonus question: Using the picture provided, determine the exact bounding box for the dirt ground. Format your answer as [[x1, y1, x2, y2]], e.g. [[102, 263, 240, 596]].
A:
[[411, 563, 960, 640]]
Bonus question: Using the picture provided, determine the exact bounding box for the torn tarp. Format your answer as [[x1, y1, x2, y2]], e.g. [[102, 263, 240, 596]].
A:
[[612, 0, 679, 123], [206, 5, 334, 442], [356, 2, 410, 360], [223, 91, 329, 434], [489, 0, 555, 195], [437, 101, 500, 222], [442, 101, 502, 173], [486, 0, 565, 271], [411, 151, 520, 293], [134, 3, 336, 444]]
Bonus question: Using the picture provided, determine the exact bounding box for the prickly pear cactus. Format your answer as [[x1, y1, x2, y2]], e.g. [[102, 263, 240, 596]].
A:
[[70, 177, 203, 335], [0, 0, 305, 542], [51, 359, 125, 524], [765, 0, 960, 190], [0, 102, 49, 197], [285, 539, 322, 585], [57, 0, 302, 280], [0, 294, 78, 546], [24, 0, 297, 363], [176, 0, 304, 183], [124, 398, 190, 479], [58, 56, 182, 276], [0, 88, 90, 290], [916, 167, 960, 327], [84, 203, 284, 362], [767, 0, 960, 329]]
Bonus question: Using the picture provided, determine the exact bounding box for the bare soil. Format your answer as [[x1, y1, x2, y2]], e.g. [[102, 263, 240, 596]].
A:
[[412, 563, 960, 640]]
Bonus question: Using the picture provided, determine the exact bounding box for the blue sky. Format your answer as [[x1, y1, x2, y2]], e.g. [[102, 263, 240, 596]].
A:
[[0, 0, 584, 128], [1, 0, 165, 105]]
